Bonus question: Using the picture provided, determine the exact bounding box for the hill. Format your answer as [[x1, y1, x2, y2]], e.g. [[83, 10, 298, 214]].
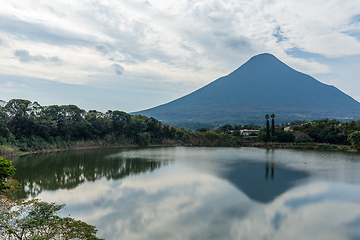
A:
[[133, 53, 360, 128]]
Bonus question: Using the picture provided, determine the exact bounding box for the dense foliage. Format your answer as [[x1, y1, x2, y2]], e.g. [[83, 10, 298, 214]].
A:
[[255, 117, 360, 148], [0, 158, 15, 191], [0, 198, 103, 240], [0, 99, 245, 153], [293, 118, 360, 145], [1, 99, 360, 152], [0, 99, 178, 150], [348, 131, 360, 151]]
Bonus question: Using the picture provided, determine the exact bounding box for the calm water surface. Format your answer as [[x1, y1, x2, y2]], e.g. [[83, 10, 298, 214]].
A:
[[12, 147, 360, 240]]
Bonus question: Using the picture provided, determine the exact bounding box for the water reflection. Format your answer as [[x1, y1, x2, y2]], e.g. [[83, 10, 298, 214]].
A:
[[218, 149, 308, 203], [12, 147, 169, 199], [11, 147, 360, 240], [265, 161, 274, 180], [265, 149, 275, 180]]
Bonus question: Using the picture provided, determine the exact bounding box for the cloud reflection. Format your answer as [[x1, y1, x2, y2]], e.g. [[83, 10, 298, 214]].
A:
[[38, 164, 253, 240], [35, 165, 360, 240], [23, 147, 360, 240]]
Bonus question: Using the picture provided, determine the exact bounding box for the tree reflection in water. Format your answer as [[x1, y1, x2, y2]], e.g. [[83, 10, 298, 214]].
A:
[[9, 147, 360, 240], [265, 148, 275, 180], [221, 148, 308, 203], [12, 147, 167, 199]]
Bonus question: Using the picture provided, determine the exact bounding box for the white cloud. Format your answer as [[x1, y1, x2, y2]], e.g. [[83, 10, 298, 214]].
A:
[[94, 44, 109, 55], [112, 63, 124, 75], [282, 56, 331, 75], [1, 0, 360, 108], [14, 49, 63, 63], [272, 0, 360, 57]]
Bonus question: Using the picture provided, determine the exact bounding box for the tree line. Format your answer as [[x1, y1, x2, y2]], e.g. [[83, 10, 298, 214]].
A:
[[1, 99, 360, 153], [0, 99, 179, 150], [257, 116, 360, 150], [292, 118, 360, 150], [0, 99, 245, 154]]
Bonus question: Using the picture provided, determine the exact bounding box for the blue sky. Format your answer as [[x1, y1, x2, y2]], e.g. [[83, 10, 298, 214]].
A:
[[1, 0, 360, 112]]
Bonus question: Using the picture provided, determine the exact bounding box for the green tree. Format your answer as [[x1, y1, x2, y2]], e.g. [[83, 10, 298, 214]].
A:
[[275, 130, 295, 142], [0, 198, 103, 240], [125, 115, 148, 139], [107, 110, 130, 135], [145, 117, 162, 143], [137, 132, 151, 146], [257, 132, 266, 141], [196, 128, 210, 133], [271, 114, 275, 137], [0, 158, 15, 191], [0, 159, 103, 239], [293, 131, 312, 142], [218, 124, 233, 134], [0, 107, 10, 139], [5, 99, 37, 139], [265, 114, 270, 142], [86, 110, 111, 138], [348, 131, 360, 151]]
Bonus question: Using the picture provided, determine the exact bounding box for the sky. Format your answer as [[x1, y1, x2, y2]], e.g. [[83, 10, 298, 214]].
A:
[[1, 0, 360, 113]]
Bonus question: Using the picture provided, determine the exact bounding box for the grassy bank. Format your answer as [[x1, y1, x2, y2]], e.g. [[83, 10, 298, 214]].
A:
[[0, 145, 21, 159], [1, 134, 357, 159], [0, 139, 181, 159], [2, 139, 357, 159], [242, 142, 354, 151], [0, 133, 246, 159]]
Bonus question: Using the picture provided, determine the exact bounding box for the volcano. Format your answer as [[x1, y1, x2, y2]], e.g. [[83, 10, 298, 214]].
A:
[[134, 53, 360, 127]]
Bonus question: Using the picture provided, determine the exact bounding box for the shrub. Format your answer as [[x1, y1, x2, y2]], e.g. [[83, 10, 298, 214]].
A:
[[275, 130, 295, 142], [257, 132, 266, 142], [293, 131, 312, 142], [0, 158, 15, 191], [348, 131, 360, 151]]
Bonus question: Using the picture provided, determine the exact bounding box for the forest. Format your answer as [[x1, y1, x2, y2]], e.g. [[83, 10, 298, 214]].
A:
[[0, 99, 244, 156], [1, 99, 360, 157]]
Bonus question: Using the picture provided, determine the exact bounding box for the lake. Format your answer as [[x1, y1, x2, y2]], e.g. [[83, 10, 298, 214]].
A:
[[12, 146, 360, 240]]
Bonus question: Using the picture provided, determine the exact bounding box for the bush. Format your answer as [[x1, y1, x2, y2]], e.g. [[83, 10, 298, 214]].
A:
[[348, 131, 360, 151], [196, 127, 210, 133], [293, 131, 312, 142], [0, 136, 6, 145], [0, 145, 18, 158], [0, 158, 15, 191], [275, 130, 295, 142], [257, 132, 266, 142]]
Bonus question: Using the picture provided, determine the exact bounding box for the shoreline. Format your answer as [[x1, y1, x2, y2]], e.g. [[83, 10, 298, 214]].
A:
[[1, 141, 180, 159], [2, 141, 357, 159], [242, 142, 356, 152]]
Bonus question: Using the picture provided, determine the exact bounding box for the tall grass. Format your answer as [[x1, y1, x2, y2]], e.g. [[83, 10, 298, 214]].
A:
[[0, 145, 19, 158]]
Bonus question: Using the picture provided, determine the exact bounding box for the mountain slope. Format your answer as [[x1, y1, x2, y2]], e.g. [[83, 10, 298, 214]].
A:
[[134, 53, 360, 126]]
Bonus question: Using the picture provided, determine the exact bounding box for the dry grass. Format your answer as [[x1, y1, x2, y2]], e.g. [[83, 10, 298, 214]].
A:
[[0, 145, 19, 158]]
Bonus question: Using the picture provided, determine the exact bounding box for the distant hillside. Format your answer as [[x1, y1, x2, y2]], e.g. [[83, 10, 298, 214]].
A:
[[134, 53, 360, 128]]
